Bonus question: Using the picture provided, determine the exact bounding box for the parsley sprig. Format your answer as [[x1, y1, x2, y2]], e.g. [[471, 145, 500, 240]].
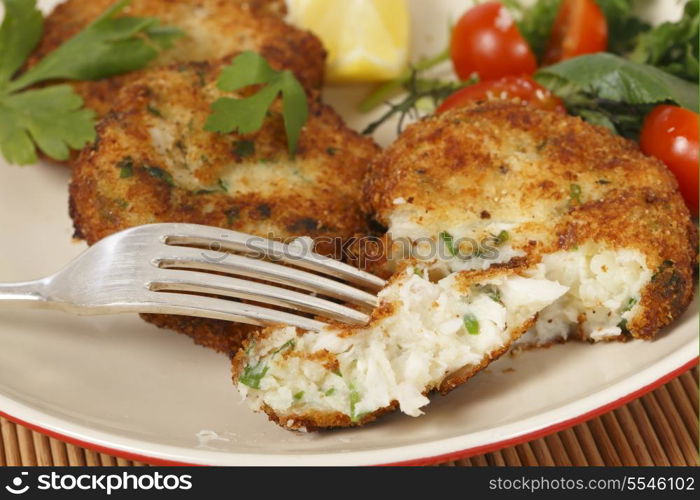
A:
[[0, 0, 182, 165], [204, 51, 309, 155]]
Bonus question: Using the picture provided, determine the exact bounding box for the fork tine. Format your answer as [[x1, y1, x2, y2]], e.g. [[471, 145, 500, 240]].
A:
[[138, 292, 328, 331], [154, 246, 378, 308], [149, 270, 370, 325], [159, 223, 386, 290]]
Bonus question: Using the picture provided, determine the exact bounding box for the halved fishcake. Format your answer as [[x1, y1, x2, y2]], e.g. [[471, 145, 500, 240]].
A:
[[70, 61, 380, 353], [28, 0, 325, 117], [233, 264, 567, 430], [364, 103, 697, 344]]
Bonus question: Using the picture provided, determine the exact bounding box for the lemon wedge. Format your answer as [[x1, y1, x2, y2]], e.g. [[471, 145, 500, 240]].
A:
[[288, 0, 411, 83]]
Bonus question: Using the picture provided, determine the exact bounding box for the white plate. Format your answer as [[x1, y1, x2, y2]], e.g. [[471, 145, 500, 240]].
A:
[[0, 0, 696, 466]]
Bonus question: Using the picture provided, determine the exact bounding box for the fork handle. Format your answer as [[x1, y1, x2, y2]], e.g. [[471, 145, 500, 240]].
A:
[[0, 280, 50, 309]]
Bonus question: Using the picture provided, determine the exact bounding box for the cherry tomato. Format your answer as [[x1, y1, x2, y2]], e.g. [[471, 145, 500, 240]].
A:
[[640, 105, 699, 217], [450, 1, 537, 81], [543, 0, 608, 65], [437, 76, 566, 114]]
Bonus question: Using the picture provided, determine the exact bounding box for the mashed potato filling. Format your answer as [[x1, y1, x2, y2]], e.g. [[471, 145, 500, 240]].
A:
[[237, 267, 567, 422], [386, 206, 654, 344], [518, 244, 652, 345], [387, 217, 653, 345]]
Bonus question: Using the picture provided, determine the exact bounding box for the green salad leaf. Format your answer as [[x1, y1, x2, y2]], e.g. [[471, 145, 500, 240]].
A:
[[510, 0, 562, 62], [507, 0, 650, 62], [629, 0, 699, 82], [508, 0, 697, 83], [535, 53, 699, 137], [536, 53, 698, 110], [0, 0, 183, 165], [597, 0, 650, 56], [204, 51, 309, 155]]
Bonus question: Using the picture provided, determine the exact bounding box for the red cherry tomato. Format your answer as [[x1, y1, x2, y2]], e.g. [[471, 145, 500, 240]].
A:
[[640, 105, 699, 217], [450, 1, 537, 81], [543, 0, 608, 65], [437, 76, 566, 114]]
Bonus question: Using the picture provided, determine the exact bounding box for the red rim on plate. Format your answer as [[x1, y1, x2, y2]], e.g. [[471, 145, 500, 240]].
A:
[[1, 357, 696, 467]]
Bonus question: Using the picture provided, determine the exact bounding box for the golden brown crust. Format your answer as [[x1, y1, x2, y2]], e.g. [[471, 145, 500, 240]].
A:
[[70, 60, 379, 353], [364, 103, 698, 339], [71, 62, 377, 245], [28, 0, 325, 117], [143, 314, 257, 355], [257, 401, 400, 431]]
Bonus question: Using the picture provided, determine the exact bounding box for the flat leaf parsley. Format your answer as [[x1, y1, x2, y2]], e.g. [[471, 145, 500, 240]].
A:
[[0, 0, 182, 165], [204, 51, 309, 155]]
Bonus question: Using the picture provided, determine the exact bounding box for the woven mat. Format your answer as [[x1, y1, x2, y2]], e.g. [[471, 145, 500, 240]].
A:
[[1, 367, 697, 467]]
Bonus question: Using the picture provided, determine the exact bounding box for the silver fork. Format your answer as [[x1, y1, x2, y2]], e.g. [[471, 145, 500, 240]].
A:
[[0, 224, 386, 331]]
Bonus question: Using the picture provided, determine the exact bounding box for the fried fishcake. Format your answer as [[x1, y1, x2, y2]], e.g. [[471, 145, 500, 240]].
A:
[[70, 60, 379, 353], [233, 263, 567, 430], [29, 0, 325, 117], [364, 103, 697, 343]]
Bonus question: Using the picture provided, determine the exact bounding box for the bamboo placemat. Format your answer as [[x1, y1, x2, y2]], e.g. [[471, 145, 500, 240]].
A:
[[0, 367, 697, 467]]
